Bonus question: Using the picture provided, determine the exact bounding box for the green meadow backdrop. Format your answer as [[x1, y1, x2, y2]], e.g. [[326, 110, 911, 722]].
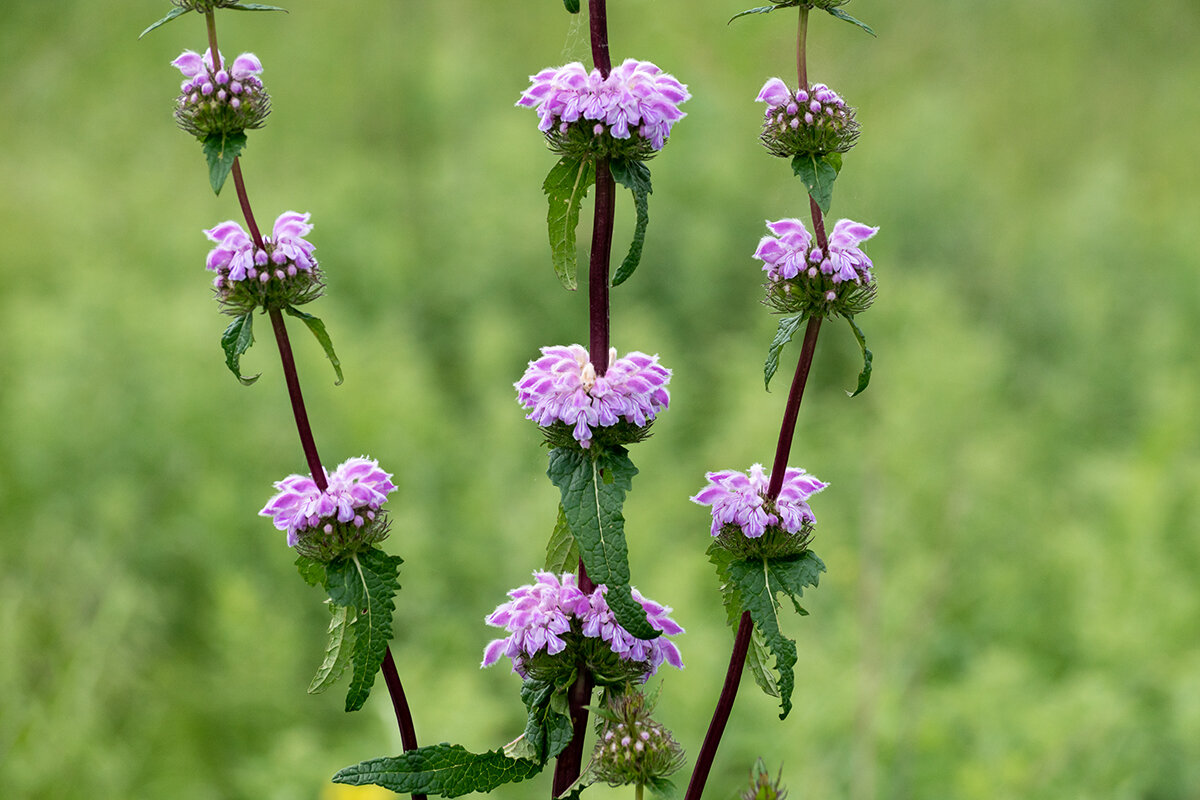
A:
[[2, 1, 1198, 797]]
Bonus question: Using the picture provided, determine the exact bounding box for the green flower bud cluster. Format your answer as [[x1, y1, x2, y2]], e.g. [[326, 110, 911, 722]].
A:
[[742, 759, 788, 800], [590, 690, 684, 790]]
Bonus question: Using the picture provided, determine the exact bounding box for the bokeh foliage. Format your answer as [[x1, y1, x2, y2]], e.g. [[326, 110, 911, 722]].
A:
[[2, 1, 1198, 797]]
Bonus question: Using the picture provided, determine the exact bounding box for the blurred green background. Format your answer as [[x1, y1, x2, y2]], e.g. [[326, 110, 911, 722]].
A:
[[2, 0, 1198, 797]]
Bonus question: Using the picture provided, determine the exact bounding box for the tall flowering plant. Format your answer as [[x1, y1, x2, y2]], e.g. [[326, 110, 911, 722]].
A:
[[143, 0, 881, 798]]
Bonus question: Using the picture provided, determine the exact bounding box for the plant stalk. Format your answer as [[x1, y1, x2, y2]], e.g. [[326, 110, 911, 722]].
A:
[[382, 648, 427, 800], [589, 159, 616, 375], [681, 611, 754, 800], [797, 7, 809, 89], [765, 315, 823, 500]]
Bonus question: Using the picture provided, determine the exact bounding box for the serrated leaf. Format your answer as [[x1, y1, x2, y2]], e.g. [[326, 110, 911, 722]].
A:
[[825, 6, 876, 36], [227, 3, 290, 11], [283, 305, 343, 385], [333, 744, 544, 797], [845, 315, 873, 397], [792, 153, 839, 215], [308, 604, 354, 694], [707, 542, 743, 628], [138, 6, 190, 38], [746, 626, 781, 699], [547, 447, 658, 641], [512, 679, 573, 763], [543, 156, 596, 290], [202, 132, 247, 195], [764, 313, 805, 391], [726, 551, 825, 718], [220, 311, 260, 385], [545, 504, 580, 574], [295, 555, 326, 587], [562, 0, 581, 11], [324, 548, 404, 712], [609, 159, 652, 287]]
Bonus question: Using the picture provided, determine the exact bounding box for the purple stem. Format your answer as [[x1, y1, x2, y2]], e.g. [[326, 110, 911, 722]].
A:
[[682, 611, 753, 800], [683, 6, 831, 797], [205, 9, 423, 783], [589, 160, 616, 375]]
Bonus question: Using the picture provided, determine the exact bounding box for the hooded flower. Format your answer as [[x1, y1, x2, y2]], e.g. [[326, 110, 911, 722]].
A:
[[171, 48, 269, 137], [482, 572, 684, 679], [691, 463, 827, 539], [203, 211, 321, 311], [515, 344, 671, 448], [755, 77, 858, 158], [753, 217, 878, 285], [259, 457, 396, 551], [518, 59, 690, 156]]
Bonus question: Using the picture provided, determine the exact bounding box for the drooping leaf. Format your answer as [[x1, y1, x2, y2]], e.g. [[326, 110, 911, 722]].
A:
[[309, 603, 354, 694], [562, 0, 581, 11], [138, 6, 190, 38], [764, 313, 805, 391], [220, 311, 260, 385], [726, 551, 825, 718], [543, 156, 596, 290], [746, 626, 781, 699], [825, 6, 876, 36], [845, 315, 873, 397], [295, 555, 326, 587], [609, 158, 652, 287], [728, 5, 780, 23], [333, 744, 544, 797], [227, 3, 290, 12], [324, 548, 404, 712], [545, 504, 580, 574], [791, 153, 840, 215], [511, 679, 573, 763], [202, 131, 247, 195], [283, 305, 344, 385], [546, 446, 658, 640]]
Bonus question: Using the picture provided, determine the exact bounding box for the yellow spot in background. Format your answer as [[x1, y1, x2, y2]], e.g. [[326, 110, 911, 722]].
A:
[[321, 784, 398, 800]]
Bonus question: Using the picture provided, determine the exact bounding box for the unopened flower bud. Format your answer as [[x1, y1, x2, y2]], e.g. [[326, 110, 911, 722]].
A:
[[755, 77, 859, 158], [591, 690, 684, 790], [171, 48, 270, 140], [203, 211, 323, 314]]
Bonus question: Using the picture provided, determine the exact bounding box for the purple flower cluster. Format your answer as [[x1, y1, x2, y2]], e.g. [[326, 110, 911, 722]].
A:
[[753, 217, 878, 286], [691, 463, 827, 539], [755, 77, 858, 157], [171, 48, 270, 137], [204, 211, 318, 289], [173, 48, 264, 107], [515, 344, 671, 448], [481, 572, 684, 678], [260, 457, 396, 547], [518, 59, 690, 152]]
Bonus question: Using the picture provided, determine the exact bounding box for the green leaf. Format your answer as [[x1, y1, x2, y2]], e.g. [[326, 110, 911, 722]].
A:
[[562, 0, 581, 11], [609, 159, 652, 287], [333, 744, 544, 797], [546, 447, 658, 641], [220, 311, 260, 385], [845, 315, 873, 397], [545, 504, 580, 574], [729, 6, 781, 23], [283, 305, 343, 385], [202, 131, 247, 195], [746, 626, 781, 699], [138, 6, 190, 38], [543, 156, 596, 290], [647, 776, 681, 800], [324, 548, 404, 712], [726, 551, 825, 718], [791, 153, 839, 214], [295, 555, 326, 587], [825, 6, 876, 36], [227, 3, 290, 11], [512, 679, 573, 763], [764, 313, 805, 391], [309, 604, 354, 694]]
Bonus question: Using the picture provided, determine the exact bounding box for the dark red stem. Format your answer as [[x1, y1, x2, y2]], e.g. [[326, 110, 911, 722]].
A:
[[682, 611, 754, 800], [383, 649, 427, 800], [589, 159, 616, 375], [765, 315, 823, 500], [232, 160, 264, 250], [267, 308, 327, 490], [589, 0, 612, 77]]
